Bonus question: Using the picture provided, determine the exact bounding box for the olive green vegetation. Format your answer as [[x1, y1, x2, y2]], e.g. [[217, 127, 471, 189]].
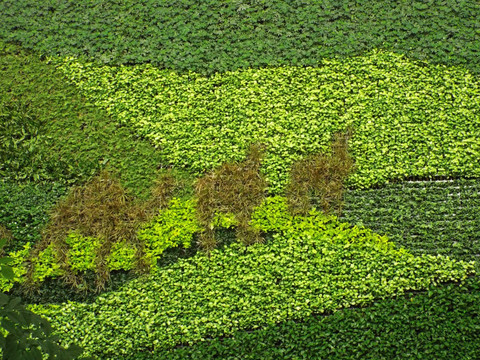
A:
[[150, 277, 480, 360], [29, 197, 474, 359], [0, 194, 200, 294], [1, 2, 480, 357], [0, 40, 189, 255], [0, 182, 67, 252], [54, 50, 480, 192], [0, 0, 479, 75], [0, 39, 171, 199], [0, 226, 12, 242], [25, 171, 148, 292], [342, 179, 480, 270]]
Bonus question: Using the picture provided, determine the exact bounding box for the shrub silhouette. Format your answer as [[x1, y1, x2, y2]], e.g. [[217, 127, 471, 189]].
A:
[[195, 144, 267, 251], [286, 131, 354, 216], [25, 170, 177, 292]]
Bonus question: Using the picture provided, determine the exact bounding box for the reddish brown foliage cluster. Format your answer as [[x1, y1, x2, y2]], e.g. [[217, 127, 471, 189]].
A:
[[287, 131, 354, 216], [26, 170, 177, 292], [195, 144, 267, 251]]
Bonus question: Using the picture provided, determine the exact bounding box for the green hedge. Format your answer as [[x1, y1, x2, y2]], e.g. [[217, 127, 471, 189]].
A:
[[150, 276, 480, 360], [30, 198, 474, 359], [1, 0, 479, 75], [55, 50, 480, 191], [342, 179, 480, 268]]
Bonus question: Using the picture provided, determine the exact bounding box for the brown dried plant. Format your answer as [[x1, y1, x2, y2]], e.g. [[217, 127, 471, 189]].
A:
[[195, 144, 267, 251], [25, 169, 177, 292], [286, 130, 354, 216]]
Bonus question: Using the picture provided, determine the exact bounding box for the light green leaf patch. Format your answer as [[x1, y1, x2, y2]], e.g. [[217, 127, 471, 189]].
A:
[[36, 197, 475, 359], [52, 50, 480, 192]]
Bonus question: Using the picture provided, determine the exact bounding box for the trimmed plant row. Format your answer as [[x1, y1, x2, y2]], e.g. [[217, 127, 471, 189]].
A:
[[342, 178, 480, 268]]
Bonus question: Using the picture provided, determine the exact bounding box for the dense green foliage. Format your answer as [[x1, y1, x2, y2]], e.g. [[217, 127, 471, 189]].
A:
[[0, 240, 87, 360], [0, 292, 85, 360], [0, 182, 67, 252], [0, 40, 164, 199], [54, 51, 480, 191], [0, 0, 479, 75], [30, 199, 474, 359], [138, 198, 200, 267], [342, 179, 480, 269], [151, 277, 480, 360], [2, 2, 480, 358], [0, 99, 70, 184]]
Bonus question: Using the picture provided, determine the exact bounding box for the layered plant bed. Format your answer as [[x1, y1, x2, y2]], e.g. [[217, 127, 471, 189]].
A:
[[1, 1, 480, 359]]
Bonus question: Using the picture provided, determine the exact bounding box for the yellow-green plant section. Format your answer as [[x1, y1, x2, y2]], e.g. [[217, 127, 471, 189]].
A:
[[138, 198, 200, 268], [0, 243, 30, 292], [53, 50, 480, 191], [64, 233, 100, 273], [3, 198, 199, 289], [32, 198, 474, 359]]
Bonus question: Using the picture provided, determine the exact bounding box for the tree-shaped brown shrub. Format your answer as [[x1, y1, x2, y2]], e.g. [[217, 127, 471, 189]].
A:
[[195, 144, 267, 251], [286, 131, 354, 216], [25, 169, 177, 291]]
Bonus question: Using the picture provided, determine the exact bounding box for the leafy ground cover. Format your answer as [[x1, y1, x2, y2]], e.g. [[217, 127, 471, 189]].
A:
[[53, 50, 480, 191], [0, 182, 67, 251], [342, 179, 480, 268], [29, 198, 474, 359], [0, 40, 176, 255], [0, 0, 479, 75], [0, 40, 166, 198], [152, 277, 480, 360]]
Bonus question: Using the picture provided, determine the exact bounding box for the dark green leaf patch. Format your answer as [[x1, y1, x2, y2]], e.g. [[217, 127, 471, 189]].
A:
[[342, 178, 480, 270], [152, 277, 480, 360], [1, 0, 479, 75]]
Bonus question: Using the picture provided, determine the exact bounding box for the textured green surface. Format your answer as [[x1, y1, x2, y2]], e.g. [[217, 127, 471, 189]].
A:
[[342, 179, 480, 269], [150, 277, 480, 360], [0, 182, 67, 252], [0, 40, 164, 199], [30, 199, 474, 359], [1, 0, 479, 75], [54, 51, 480, 191], [1, 1, 480, 358], [0, 40, 167, 256]]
